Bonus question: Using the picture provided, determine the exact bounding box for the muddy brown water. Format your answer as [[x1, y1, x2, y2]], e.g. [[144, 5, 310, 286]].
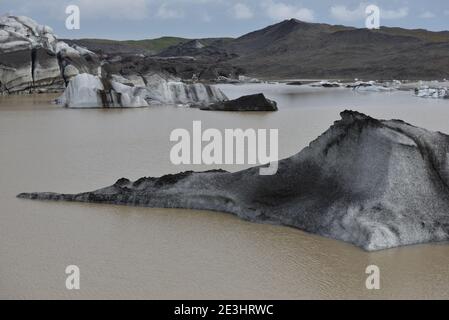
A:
[[1, 86, 449, 299]]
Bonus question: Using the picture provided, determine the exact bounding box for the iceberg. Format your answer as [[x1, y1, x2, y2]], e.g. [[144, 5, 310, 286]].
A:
[[0, 15, 100, 94], [346, 81, 394, 92], [55, 73, 149, 108], [415, 87, 449, 99], [18, 111, 449, 251], [56, 73, 227, 108]]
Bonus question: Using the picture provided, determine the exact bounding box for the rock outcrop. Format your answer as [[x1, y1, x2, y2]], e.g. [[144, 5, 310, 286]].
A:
[[0, 15, 100, 94], [200, 93, 277, 111], [18, 111, 449, 251]]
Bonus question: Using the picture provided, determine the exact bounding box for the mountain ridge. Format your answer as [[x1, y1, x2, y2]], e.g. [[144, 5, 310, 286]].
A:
[[158, 19, 449, 79], [54, 19, 449, 79]]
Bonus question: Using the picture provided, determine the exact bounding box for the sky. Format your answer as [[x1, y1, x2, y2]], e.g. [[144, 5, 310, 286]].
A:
[[1, 0, 449, 40]]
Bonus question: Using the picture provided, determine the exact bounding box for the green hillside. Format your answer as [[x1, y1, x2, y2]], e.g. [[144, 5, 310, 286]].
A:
[[121, 37, 190, 52]]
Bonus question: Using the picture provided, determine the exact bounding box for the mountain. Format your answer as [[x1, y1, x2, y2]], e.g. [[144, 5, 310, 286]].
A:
[[158, 19, 449, 80], [63, 37, 190, 55], [18, 111, 449, 251], [65, 37, 233, 56], [6, 16, 449, 85], [63, 19, 449, 80], [157, 38, 235, 60]]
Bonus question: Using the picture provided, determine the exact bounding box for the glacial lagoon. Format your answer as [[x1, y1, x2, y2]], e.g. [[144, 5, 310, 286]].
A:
[[1, 84, 449, 299]]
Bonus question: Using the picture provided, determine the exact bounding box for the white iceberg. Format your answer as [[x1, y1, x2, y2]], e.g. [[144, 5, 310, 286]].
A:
[[310, 81, 341, 88], [56, 74, 149, 108], [346, 81, 394, 92], [56, 74, 105, 108], [56, 73, 227, 108], [415, 86, 449, 99]]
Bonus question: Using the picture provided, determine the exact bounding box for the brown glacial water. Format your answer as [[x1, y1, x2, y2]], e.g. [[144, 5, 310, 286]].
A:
[[1, 85, 449, 299]]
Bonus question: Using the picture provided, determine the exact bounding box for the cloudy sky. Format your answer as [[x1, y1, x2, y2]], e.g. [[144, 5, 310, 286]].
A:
[[1, 0, 449, 40]]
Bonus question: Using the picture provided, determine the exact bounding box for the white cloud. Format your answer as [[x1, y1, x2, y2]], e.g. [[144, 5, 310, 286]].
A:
[[201, 12, 212, 22], [78, 0, 149, 20], [232, 3, 254, 20], [419, 11, 436, 19], [331, 3, 408, 22], [262, 1, 314, 22], [382, 7, 408, 19], [156, 3, 184, 19], [330, 4, 365, 22]]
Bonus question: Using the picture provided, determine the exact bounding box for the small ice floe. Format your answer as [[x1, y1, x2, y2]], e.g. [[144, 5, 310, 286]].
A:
[[238, 75, 262, 83], [215, 76, 241, 84], [346, 81, 393, 92], [310, 81, 341, 88], [310, 80, 394, 91], [383, 80, 402, 89], [415, 87, 449, 99], [214, 75, 262, 84]]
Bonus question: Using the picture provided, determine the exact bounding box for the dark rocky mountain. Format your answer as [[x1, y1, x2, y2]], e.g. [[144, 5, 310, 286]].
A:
[[67, 37, 240, 81], [63, 39, 150, 55], [66, 37, 234, 57], [157, 39, 236, 62], [156, 19, 449, 80], [63, 37, 191, 55], [101, 54, 243, 82], [4, 16, 449, 92], [63, 19, 449, 80]]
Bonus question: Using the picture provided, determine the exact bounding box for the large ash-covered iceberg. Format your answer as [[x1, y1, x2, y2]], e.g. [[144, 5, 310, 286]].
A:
[[56, 73, 227, 108], [0, 15, 100, 94], [18, 111, 449, 251]]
